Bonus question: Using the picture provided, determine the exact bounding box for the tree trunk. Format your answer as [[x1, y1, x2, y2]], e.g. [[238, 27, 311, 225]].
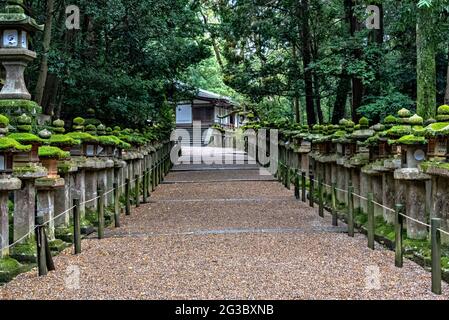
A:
[[346, 0, 363, 122], [299, 0, 316, 125], [292, 44, 301, 123], [366, 3, 384, 98], [34, 0, 54, 108], [445, 48, 449, 105], [332, 75, 351, 123], [416, 5, 436, 119]]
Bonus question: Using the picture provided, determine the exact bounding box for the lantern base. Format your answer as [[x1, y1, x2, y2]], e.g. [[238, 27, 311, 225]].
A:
[[0, 48, 36, 101]]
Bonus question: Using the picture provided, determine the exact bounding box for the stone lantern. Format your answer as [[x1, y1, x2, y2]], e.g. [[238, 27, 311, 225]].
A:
[[0, 0, 43, 100], [0, 114, 27, 258], [425, 105, 449, 161], [392, 113, 429, 240]]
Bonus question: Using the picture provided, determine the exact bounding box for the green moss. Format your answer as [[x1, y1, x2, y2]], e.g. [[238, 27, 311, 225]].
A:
[[10, 241, 37, 263], [0, 99, 42, 114], [374, 216, 395, 241], [383, 115, 397, 124], [436, 114, 449, 122], [17, 114, 31, 125], [398, 108, 411, 118], [8, 132, 43, 144], [98, 135, 131, 149], [47, 134, 80, 147], [0, 137, 31, 151], [0, 257, 23, 283], [73, 117, 85, 125], [38, 146, 70, 159], [420, 161, 449, 172], [438, 104, 449, 115], [0, 114, 10, 127], [387, 125, 412, 137], [409, 114, 424, 125], [66, 131, 99, 143], [397, 134, 427, 145], [17, 125, 32, 132]]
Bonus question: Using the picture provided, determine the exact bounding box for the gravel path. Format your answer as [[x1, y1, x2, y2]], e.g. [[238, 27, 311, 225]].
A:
[[1, 148, 448, 300]]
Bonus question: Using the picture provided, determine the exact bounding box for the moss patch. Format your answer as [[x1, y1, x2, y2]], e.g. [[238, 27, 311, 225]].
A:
[[46, 134, 80, 147], [396, 134, 427, 145], [0, 137, 31, 151], [98, 135, 131, 149], [0, 100, 42, 115], [0, 257, 24, 283], [8, 132, 43, 144], [66, 131, 99, 143], [38, 146, 70, 159]]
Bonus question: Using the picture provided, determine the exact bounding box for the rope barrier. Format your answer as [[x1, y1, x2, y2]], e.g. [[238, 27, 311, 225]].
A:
[[40, 205, 76, 227], [372, 200, 395, 213], [335, 187, 348, 194], [438, 228, 449, 236], [0, 227, 37, 251], [399, 213, 430, 228], [80, 195, 101, 206], [352, 193, 368, 201]]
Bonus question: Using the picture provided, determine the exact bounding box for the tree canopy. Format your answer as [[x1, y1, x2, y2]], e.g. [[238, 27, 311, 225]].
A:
[[8, 0, 449, 126]]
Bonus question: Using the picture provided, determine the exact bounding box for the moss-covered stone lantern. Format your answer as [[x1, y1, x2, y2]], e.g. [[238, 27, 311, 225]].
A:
[[0, 0, 43, 101], [8, 114, 44, 169], [66, 117, 99, 157], [425, 105, 449, 161]]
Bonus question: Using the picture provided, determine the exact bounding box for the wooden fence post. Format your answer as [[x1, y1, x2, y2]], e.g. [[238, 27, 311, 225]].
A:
[[142, 170, 148, 204], [347, 184, 354, 237], [301, 171, 306, 202], [431, 218, 442, 295], [332, 183, 338, 226], [318, 177, 324, 218], [73, 198, 81, 254], [125, 178, 131, 216], [35, 216, 55, 276], [113, 182, 120, 228], [394, 204, 404, 268], [367, 193, 375, 250], [294, 170, 300, 200], [35, 216, 47, 276], [309, 174, 314, 208], [97, 186, 104, 240], [135, 174, 140, 207], [284, 166, 290, 189]]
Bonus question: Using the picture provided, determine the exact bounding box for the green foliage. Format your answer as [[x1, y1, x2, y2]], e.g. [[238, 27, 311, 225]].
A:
[[0, 137, 31, 151], [65, 132, 98, 143], [397, 134, 427, 145], [358, 92, 415, 123], [98, 136, 131, 149], [8, 133, 43, 144], [47, 134, 80, 147], [0, 114, 9, 127], [38, 146, 70, 159]]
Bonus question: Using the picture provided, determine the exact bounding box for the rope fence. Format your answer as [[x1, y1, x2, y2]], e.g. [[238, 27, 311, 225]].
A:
[[1, 147, 174, 279], [277, 161, 449, 295]]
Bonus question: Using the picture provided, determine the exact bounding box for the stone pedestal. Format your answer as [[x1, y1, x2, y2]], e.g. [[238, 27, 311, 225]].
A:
[[35, 177, 65, 240], [351, 169, 360, 210], [336, 165, 346, 204], [372, 175, 383, 217], [85, 170, 98, 210], [13, 179, 36, 242], [0, 178, 21, 257], [74, 170, 86, 219], [382, 173, 396, 224], [54, 174, 71, 227], [394, 168, 430, 240], [359, 172, 372, 214]]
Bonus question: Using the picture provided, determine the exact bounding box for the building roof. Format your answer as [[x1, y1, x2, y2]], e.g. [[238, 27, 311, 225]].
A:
[[174, 81, 239, 108]]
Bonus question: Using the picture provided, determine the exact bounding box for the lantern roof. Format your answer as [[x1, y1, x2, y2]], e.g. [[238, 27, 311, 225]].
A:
[[0, 1, 44, 32]]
